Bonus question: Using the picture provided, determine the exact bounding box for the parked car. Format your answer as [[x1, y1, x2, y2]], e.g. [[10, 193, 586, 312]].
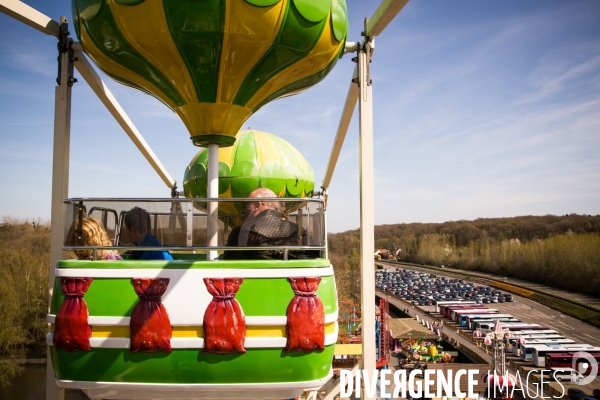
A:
[[551, 368, 584, 383]]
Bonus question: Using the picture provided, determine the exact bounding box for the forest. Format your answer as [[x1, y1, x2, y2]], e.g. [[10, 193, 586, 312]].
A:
[[330, 214, 600, 300], [1, 214, 599, 387], [0, 218, 49, 387]]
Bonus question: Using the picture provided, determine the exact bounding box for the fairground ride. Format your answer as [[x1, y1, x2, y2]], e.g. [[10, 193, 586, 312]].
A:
[[0, 0, 410, 399]]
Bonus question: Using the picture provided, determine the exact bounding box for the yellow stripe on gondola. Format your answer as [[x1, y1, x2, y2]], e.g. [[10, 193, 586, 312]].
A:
[[79, 27, 177, 110], [89, 323, 335, 338], [92, 326, 129, 338], [245, 13, 343, 111], [217, 0, 287, 104], [108, 0, 198, 105], [172, 326, 204, 337]]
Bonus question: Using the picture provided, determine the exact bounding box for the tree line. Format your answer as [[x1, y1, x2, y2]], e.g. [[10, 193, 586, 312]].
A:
[[0, 218, 49, 387], [329, 214, 600, 299]]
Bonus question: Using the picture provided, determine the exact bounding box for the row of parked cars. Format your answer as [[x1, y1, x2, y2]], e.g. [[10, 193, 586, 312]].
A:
[[375, 268, 513, 307]]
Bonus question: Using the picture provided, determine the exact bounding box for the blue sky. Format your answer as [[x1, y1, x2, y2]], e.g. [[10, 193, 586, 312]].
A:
[[0, 0, 599, 233]]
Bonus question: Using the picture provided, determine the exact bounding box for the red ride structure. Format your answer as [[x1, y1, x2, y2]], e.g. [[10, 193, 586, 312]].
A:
[[376, 298, 391, 369]]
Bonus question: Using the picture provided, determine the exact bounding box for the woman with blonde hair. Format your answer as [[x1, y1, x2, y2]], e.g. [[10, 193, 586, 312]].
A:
[[74, 217, 122, 260]]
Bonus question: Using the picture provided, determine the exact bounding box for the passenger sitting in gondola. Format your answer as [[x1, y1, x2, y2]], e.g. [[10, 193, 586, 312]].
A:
[[70, 217, 123, 261], [223, 188, 309, 260], [124, 206, 173, 260]]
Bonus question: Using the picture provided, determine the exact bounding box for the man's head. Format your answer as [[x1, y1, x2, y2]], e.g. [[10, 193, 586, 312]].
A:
[[124, 207, 151, 243], [244, 188, 284, 220]]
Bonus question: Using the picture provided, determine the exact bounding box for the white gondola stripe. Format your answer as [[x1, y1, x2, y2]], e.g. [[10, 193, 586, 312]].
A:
[[55, 375, 331, 391], [54, 265, 334, 279]]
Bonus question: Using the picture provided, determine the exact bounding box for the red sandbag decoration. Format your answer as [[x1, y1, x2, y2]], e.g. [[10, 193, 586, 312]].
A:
[[53, 277, 93, 352], [130, 278, 172, 353], [203, 277, 246, 354], [285, 277, 325, 352]]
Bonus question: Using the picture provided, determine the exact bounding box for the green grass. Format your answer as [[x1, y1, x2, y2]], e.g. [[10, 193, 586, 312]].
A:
[[529, 293, 600, 329]]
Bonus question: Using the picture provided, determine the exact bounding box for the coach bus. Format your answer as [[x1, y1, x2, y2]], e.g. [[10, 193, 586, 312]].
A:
[[453, 308, 499, 323], [470, 317, 522, 331], [442, 303, 485, 317], [508, 334, 565, 355], [477, 318, 530, 334], [451, 307, 496, 322], [435, 301, 475, 313], [544, 352, 600, 375], [465, 314, 514, 329], [472, 318, 521, 332], [530, 344, 600, 367], [518, 339, 577, 360], [459, 313, 512, 327]]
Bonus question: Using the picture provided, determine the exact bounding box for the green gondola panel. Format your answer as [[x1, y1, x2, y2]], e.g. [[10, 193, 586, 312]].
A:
[[49, 259, 338, 399]]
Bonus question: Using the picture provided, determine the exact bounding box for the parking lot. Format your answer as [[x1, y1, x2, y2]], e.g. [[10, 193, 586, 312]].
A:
[[377, 266, 600, 347]]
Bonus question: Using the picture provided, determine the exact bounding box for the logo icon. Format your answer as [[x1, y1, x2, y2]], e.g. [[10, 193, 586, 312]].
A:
[[572, 351, 598, 385]]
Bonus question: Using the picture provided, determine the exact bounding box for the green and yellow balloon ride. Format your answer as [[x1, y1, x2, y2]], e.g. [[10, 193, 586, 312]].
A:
[[47, 0, 349, 398], [72, 0, 349, 146], [183, 129, 315, 222]]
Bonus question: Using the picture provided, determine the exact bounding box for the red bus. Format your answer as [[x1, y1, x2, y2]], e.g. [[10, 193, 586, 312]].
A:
[[544, 352, 600, 375], [439, 304, 469, 317]]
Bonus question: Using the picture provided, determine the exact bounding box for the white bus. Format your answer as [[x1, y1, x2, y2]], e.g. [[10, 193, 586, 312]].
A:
[[531, 344, 600, 367], [477, 322, 540, 334], [518, 339, 576, 359], [469, 316, 523, 331], [459, 313, 514, 327], [509, 335, 566, 355], [510, 329, 558, 336], [466, 315, 517, 330]]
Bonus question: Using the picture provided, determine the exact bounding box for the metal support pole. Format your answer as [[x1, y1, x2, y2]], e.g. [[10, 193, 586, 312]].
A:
[[186, 202, 193, 247], [358, 40, 376, 396], [207, 143, 219, 260], [47, 16, 71, 400]]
